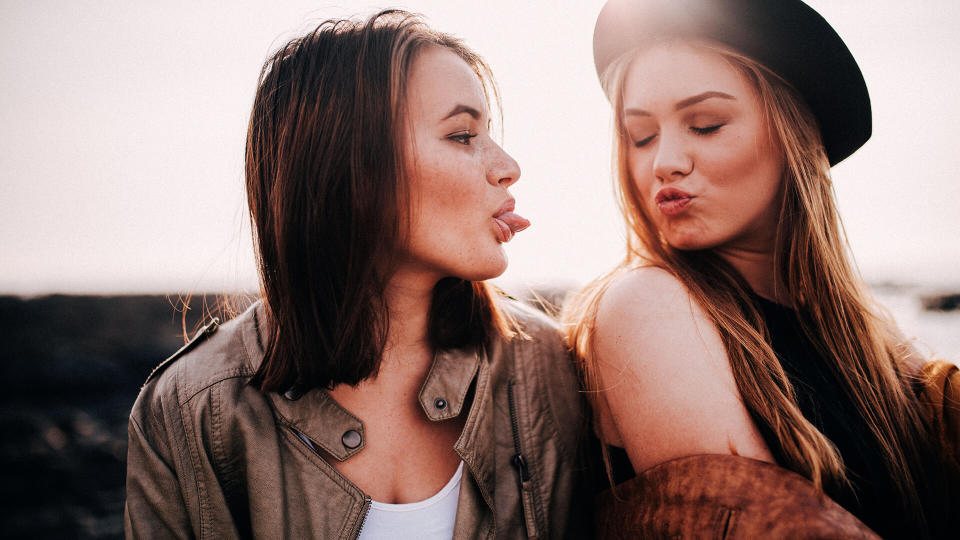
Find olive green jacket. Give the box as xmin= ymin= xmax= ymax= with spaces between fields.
xmin=124 ymin=300 xmax=589 ymax=539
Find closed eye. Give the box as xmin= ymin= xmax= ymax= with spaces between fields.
xmin=634 ymin=134 xmax=657 ymax=148
xmin=449 ymin=131 xmax=477 ymax=145
xmin=690 ymin=124 xmax=724 ymax=135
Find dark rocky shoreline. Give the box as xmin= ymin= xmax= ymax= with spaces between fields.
xmin=0 ymin=294 xmax=241 ymax=539
xmin=1 ymin=289 xmax=955 ymax=538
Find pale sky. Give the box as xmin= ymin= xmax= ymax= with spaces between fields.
xmin=2 ymin=1 xmax=959 ymax=295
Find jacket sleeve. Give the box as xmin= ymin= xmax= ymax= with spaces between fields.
xmin=595 ymin=454 xmax=879 ymax=539
xmin=124 ymin=387 xmax=195 ymax=539
xmin=917 ymin=360 xmax=960 ymax=466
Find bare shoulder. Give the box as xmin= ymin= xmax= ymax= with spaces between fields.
xmin=594 ymin=266 xmax=717 ymax=363
xmin=591 ymin=266 xmax=773 ymax=472
xmin=599 ymin=265 xmax=688 ymax=305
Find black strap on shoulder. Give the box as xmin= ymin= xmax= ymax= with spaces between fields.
xmin=142 ymin=318 xmax=220 ymax=386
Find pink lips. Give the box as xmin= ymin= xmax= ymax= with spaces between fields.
xmin=655 ymin=187 xmax=694 ymax=216
xmin=492 ymin=199 xmax=530 ymax=243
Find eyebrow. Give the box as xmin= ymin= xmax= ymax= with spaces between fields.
xmin=442 ymin=104 xmax=482 ymax=121
xmin=623 ymin=91 xmax=736 ymax=117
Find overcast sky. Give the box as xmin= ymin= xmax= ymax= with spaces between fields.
xmin=2 ymin=1 xmax=959 ymax=295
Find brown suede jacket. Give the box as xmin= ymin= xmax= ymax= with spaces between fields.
xmin=596 ymin=360 xmax=960 ymax=539
xmin=919 ymin=360 xmax=960 ymax=470
xmin=124 ymin=300 xmax=590 ymax=539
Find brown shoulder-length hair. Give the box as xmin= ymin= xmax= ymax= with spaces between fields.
xmin=245 ymin=10 xmax=513 ymax=392
xmin=564 ymin=40 xmax=959 ymax=537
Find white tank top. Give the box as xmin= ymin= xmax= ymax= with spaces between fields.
xmin=357 ymin=461 xmax=464 ymax=540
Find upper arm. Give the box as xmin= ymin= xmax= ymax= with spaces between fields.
xmin=591 ymin=267 xmax=774 ymax=473
xmin=124 ymin=387 xmax=194 ymax=539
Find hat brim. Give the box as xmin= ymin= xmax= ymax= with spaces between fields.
xmin=593 ymin=0 xmax=871 ymax=166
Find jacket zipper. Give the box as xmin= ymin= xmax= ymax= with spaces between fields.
xmin=350 ymin=496 xmax=371 ymax=539
xmin=289 ymin=427 xmax=372 ymax=539
xmin=508 ymin=380 xmax=529 ymax=481
xmin=508 ymin=380 xmax=540 ymax=539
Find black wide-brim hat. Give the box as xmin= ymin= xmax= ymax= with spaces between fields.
xmin=593 ymin=0 xmax=871 ymax=166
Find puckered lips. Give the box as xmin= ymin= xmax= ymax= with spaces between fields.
xmin=492 ymin=199 xmax=530 ymax=243
xmin=655 ymin=187 xmax=694 ymax=216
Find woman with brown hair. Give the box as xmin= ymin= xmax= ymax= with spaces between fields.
xmin=564 ymin=0 xmax=960 ymax=537
xmin=124 ymin=10 xmax=588 ymax=539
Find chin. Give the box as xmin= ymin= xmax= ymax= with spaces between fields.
xmin=456 ymin=253 xmax=508 ymax=282
xmin=463 ymin=263 xmax=508 ymax=282
xmin=664 ymin=233 xmax=713 ymax=251
xmin=669 ymin=241 xmax=707 ymax=251
xmin=661 ymin=223 xmax=723 ymax=251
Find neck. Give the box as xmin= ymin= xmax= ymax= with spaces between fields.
xmin=379 ymin=267 xmax=439 ymax=376
xmin=327 ymin=267 xmax=440 ymax=407
xmin=714 ymin=245 xmax=789 ymax=305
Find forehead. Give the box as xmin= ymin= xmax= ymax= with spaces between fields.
xmin=622 ymin=42 xmax=755 ymax=108
xmin=406 ymin=45 xmax=486 ymax=120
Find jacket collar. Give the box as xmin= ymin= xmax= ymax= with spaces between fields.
xmin=418 ymin=347 xmax=481 ymax=421
xmin=238 ymin=301 xmax=486 ymax=464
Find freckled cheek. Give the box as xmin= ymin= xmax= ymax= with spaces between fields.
xmin=415 ymin=165 xmax=486 ymax=229
xmin=432 ymin=190 xmax=474 ymax=227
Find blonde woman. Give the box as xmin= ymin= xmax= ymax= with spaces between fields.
xmin=564 ymin=0 xmax=960 ymax=537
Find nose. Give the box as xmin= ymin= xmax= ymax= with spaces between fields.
xmin=652 ymin=132 xmax=693 ymax=182
xmin=487 ymin=142 xmax=521 ymax=188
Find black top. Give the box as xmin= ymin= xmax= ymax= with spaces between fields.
xmin=751 ymin=294 xmax=907 ymax=539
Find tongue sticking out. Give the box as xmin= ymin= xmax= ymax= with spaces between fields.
xmin=498 ymin=211 xmax=530 ymax=234
xmin=494 ymin=211 xmax=530 ymax=243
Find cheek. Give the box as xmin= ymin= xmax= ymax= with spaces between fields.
xmin=627 ymin=154 xmax=656 ymax=200
xmin=705 ymin=137 xmax=781 ymax=193
xmin=407 ymin=155 xmax=488 ymax=249
xmin=704 ymin=151 xmax=784 ymax=237
xmin=417 ymin=172 xmax=478 ymax=224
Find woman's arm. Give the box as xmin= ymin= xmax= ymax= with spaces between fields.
xmin=595 ymin=454 xmax=880 ymax=539
xmin=123 ymin=374 xmax=197 ymax=540
xmin=591 ymin=266 xmax=774 ymax=472
xmin=124 ymin=412 xmax=193 ymax=539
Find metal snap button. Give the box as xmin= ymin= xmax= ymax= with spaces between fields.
xmin=341 ymin=429 xmax=362 ymax=449
xmin=434 ymin=398 xmax=447 ymax=410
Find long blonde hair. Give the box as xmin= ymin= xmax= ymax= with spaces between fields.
xmin=564 ymin=41 xmax=941 ymax=528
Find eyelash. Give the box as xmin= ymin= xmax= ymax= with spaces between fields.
xmin=633 ymin=124 xmax=725 ymax=148
xmin=634 ymin=135 xmax=656 ymax=148
xmin=449 ymin=132 xmax=477 ymax=145
xmin=691 ymin=124 xmax=724 ymax=135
